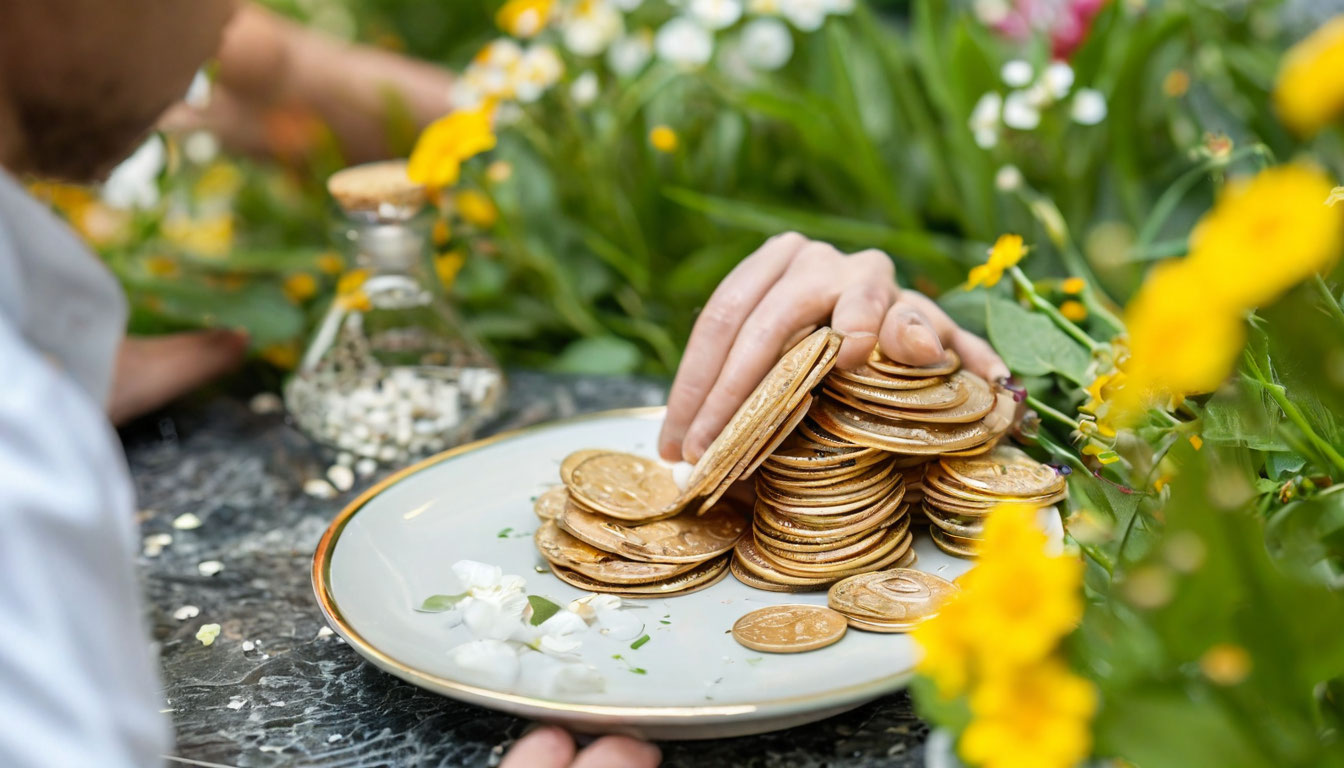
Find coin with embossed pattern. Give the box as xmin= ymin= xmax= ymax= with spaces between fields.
xmin=568 ymin=452 xmax=683 ymax=522
xmin=561 ymin=449 xmax=612 ymax=485
xmin=557 ymin=500 xmax=749 ymax=564
xmin=549 ymin=553 xmax=731 ymax=597
xmin=533 ymin=485 xmax=569 ymax=521
xmin=939 ymin=445 xmax=1066 ymax=498
xmin=825 ymin=374 xmax=969 ymax=411
xmin=867 ymin=348 xmax=961 ymax=377
xmin=534 ymin=521 xmax=698 ymax=585
xmin=730 ymin=605 xmax=849 ymax=653
xmin=827 ymin=569 xmax=959 ymax=626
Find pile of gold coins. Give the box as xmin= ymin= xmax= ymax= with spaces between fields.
xmin=532 ymin=329 xmax=842 ymax=597
xmin=921 ymin=445 xmax=1068 ymax=557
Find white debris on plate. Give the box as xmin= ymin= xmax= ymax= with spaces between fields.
xmin=173 ymin=605 xmax=200 ymax=621
xmin=142 ymin=533 xmax=173 ymax=557
xmin=304 ymin=478 xmax=337 ymax=499
xmin=172 ymin=512 xmax=203 ymax=530
xmin=196 ymin=623 xmax=221 ymax=646
xmin=198 ymin=560 xmax=224 ymax=577
xmin=327 ymin=464 xmax=355 ymax=492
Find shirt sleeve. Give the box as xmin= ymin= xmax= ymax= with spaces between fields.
xmin=0 ymin=317 xmax=171 ymax=767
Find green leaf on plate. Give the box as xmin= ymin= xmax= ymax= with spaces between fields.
xmin=416 ymin=592 xmax=468 ymax=613
xmin=631 ymin=634 xmax=650 ymax=650
xmin=528 ymin=595 xmax=562 ymax=626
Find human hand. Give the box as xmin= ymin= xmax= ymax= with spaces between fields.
xmin=108 ymin=330 xmax=249 ymax=425
xmin=499 ymin=726 xmax=661 ymax=768
xmin=659 ymin=233 xmax=1010 ymax=464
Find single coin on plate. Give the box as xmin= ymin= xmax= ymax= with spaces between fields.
xmin=730 ymin=604 xmax=848 ymax=653
xmin=828 ymin=568 xmax=959 ymax=626
xmin=939 ymin=445 xmax=1066 ymax=498
xmin=568 ymin=452 xmax=683 ymax=521
xmin=533 ymin=485 xmax=569 ymax=521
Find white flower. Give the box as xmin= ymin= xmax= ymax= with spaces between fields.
xmin=449 ymin=639 xmax=520 ymax=688
xmin=102 ymin=135 xmax=165 ymax=210
xmin=739 ymin=17 xmax=793 ymax=70
xmin=476 ymin=39 xmax=525 ymax=70
xmin=518 ymin=652 xmax=606 ymax=696
xmin=995 ymin=164 xmax=1023 ymax=192
xmin=567 ymin=594 xmax=644 ymax=640
xmin=608 ymin=30 xmax=654 ymax=76
xmin=452 ymin=560 xmax=505 ymax=591
xmin=690 ymin=0 xmax=743 ymax=30
xmin=969 ymin=92 xmax=1002 ymax=149
xmin=1001 ymin=59 xmax=1033 ymax=88
xmin=563 ymin=0 xmax=624 ymax=57
xmin=824 ymin=0 xmax=855 ymax=13
xmin=655 ymin=17 xmax=714 ymax=67
xmin=570 ymin=71 xmax=600 ymax=105
xmin=1043 ymin=61 xmax=1075 ymax=100
xmin=453 ymin=560 xmax=529 ymax=639
xmin=1071 ymin=88 xmax=1107 ymax=125
xmin=778 ymin=0 xmax=828 ymax=31
xmin=527 ymin=609 xmax=589 ymax=656
xmin=1002 ymin=90 xmax=1041 ymax=130
xmin=514 ymin=44 xmax=565 ymax=103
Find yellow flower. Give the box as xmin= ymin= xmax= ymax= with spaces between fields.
xmin=966 ymin=234 xmax=1026 ymax=289
xmin=959 ymin=658 xmax=1097 ymax=768
xmin=316 ymin=251 xmax=345 ymax=275
xmin=336 ymin=269 xmax=373 ymax=311
xmin=144 ymin=255 xmax=181 ymax=279
xmin=433 ymin=218 xmax=453 ymax=247
xmin=487 ymin=160 xmax=515 ymax=183
xmin=1188 ymin=434 xmax=1203 ymax=451
xmin=435 ymin=250 xmax=467 ymax=289
xmin=283 ymin=273 xmax=318 ymax=304
xmin=1274 ymin=15 xmax=1344 ymax=136
xmin=649 ymin=125 xmax=679 ymax=153
xmin=408 ymin=104 xmax=498 ymax=189
xmin=1059 ymin=300 xmax=1087 ymax=322
xmin=1061 ymin=277 xmax=1086 ymax=295
xmin=161 ymin=213 xmax=234 ymax=258
xmin=194 ymin=162 xmax=244 ymax=201
xmin=1186 ymin=165 xmax=1344 ymax=308
xmin=1199 ymin=643 xmax=1251 ymax=686
xmin=1117 ymin=260 xmax=1245 ymax=419
xmin=456 ymin=189 xmax=500 ymax=229
xmin=1162 ymin=69 xmax=1190 ymax=98
xmin=496 ymin=0 xmax=554 ymax=38
xmin=914 ymin=504 xmax=1084 ymax=694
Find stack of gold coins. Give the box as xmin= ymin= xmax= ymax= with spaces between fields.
xmin=921 ymin=445 xmax=1068 ymax=557
xmin=729 ymin=419 xmax=916 ymax=592
xmin=826 ymin=569 xmax=959 ymax=633
xmin=812 ymin=348 xmax=1016 ymax=459
xmin=533 ymin=328 xmax=845 ymax=596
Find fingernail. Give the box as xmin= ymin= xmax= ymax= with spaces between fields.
xmin=659 ymin=438 xmax=681 ymax=462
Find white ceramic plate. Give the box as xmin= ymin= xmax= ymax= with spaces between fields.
xmin=313 ymin=407 xmax=1061 ymax=740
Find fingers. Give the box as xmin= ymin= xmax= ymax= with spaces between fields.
xmin=108 ymin=330 xmax=249 ymax=425
xmin=499 ymin=726 xmax=577 ymax=768
xmin=878 ymin=292 xmax=1009 ymax=382
xmin=680 ymin=241 xmax=846 ymax=461
xmin=951 ymin=328 xmax=1011 ymax=383
xmin=659 ymin=232 xmax=808 ymax=461
xmin=831 ymin=250 xmax=897 ymax=369
xmin=570 ymin=736 xmax=662 ymax=768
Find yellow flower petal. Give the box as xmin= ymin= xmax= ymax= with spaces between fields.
xmin=649 ymin=125 xmax=679 ymax=153
xmin=456 ymin=189 xmax=500 ymax=229
xmin=1274 ymin=15 xmax=1344 ymax=137
xmin=408 ymin=104 xmax=498 ymax=189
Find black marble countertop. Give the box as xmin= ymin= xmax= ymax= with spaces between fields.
xmin=125 ymin=371 xmax=929 ymax=768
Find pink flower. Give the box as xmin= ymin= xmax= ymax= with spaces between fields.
xmin=982 ymin=0 xmax=1108 ymax=59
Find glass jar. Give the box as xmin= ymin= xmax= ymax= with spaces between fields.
xmin=284 ymin=161 xmax=504 ymax=464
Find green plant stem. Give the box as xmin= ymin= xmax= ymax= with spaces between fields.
xmin=1312 ymin=274 xmax=1344 ymax=330
xmin=1033 ymin=429 xmax=1090 ymax=476
xmin=1009 ymin=267 xmax=1101 ymax=352
xmin=1132 ymin=144 xmax=1270 ymax=257
xmin=1242 ymin=359 xmax=1344 ymax=475
xmin=1027 ymin=395 xmax=1080 ymax=431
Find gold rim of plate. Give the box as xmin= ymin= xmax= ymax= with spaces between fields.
xmin=312 ymin=405 xmax=920 ymax=723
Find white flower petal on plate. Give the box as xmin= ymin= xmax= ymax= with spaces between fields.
xmin=463 ymin=594 xmax=528 ymax=640
xmin=452 ymin=560 xmax=502 ymax=592
xmin=449 ymin=639 xmax=520 ymax=689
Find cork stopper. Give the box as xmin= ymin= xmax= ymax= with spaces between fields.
xmin=327 ymin=160 xmax=428 ymax=221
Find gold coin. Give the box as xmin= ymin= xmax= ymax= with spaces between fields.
xmin=557 ymin=499 xmax=749 ymax=564
xmin=844 ymin=615 xmax=919 ymax=634
xmin=560 ymin=449 xmax=613 ymax=485
xmin=754 ymin=493 xmax=905 ymax=539
xmin=939 ymin=445 xmax=1066 ymax=498
xmin=759 ymin=459 xmax=881 ymax=488
xmin=867 ymin=347 xmax=961 ymax=377
xmin=753 ymin=522 xmax=880 ymax=552
xmin=824 ymin=375 xmax=969 ymax=411
xmin=733 ymin=531 xmax=913 ymax=587
xmin=924 ymin=468 xmax=1067 ymax=507
xmin=763 ymin=456 xmax=897 ymax=496
xmin=549 ymin=554 xmax=731 ymax=597
xmin=758 ymin=461 xmax=897 ymax=505
xmin=827 ymin=568 xmax=959 ymax=625
xmin=929 ymin=526 xmax=979 ymax=558
xmin=534 ymin=521 xmax=698 ymax=585
xmin=533 ymin=485 xmax=569 ymax=521
xmin=812 ymin=397 xmax=991 ymax=454
xmin=730 ymin=605 xmax=848 ymax=653
xmin=940 ymin=439 xmax=999 ymax=457
xmin=759 ymin=474 xmax=903 ymax=516
xmin=754 ymin=518 xmax=911 ymax=577
xmin=923 ymin=506 xmax=986 ymax=538
xmin=729 ymin=557 xmax=817 ymax=592
xmin=567 ymin=452 xmax=683 ymax=522
xmin=829 ymin=364 xmax=943 ymax=390
xmin=740 ymin=394 xmax=813 ymax=479
xmin=828 ymin=372 xmax=994 ymax=424
xmin=796 ymin=417 xmax=857 ymax=448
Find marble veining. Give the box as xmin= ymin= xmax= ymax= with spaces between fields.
xmin=123 ymin=371 xmax=927 ymax=767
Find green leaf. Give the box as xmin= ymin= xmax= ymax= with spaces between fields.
xmin=985 ymin=297 xmax=1091 ymax=385
xmin=554 ymin=336 xmax=642 ymax=375
xmin=527 ymin=595 xmax=562 ymax=626
xmin=631 ymin=634 xmax=650 ymax=650
xmin=416 ymin=593 xmax=468 ymax=613
xmin=1266 ymin=488 xmax=1344 ymax=582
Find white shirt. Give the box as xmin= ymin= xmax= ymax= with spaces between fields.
xmin=0 ymin=169 xmax=170 ymax=766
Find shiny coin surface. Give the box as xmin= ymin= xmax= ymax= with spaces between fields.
xmin=939 ymin=445 xmax=1066 ymax=498
xmin=830 ymin=364 xmax=943 ymax=390
xmin=558 ymin=500 xmax=749 ymax=564
xmin=560 ymin=449 xmax=613 ymax=485
xmin=825 ymin=375 xmax=969 ymax=411
xmin=867 ymin=348 xmax=961 ymax=377
xmin=733 ymin=532 xmax=913 ymax=588
xmin=549 ymin=554 xmax=731 ymax=597
xmin=534 ymin=521 xmax=698 ymax=585
xmin=568 ymin=452 xmax=683 ymax=522
xmin=730 ymin=605 xmax=849 ymax=653
xmin=828 ymin=569 xmax=959 ymax=625
xmin=533 ymin=485 xmax=569 ymax=521
xmin=813 ymin=398 xmax=991 ymax=454
xmin=929 ymin=526 xmax=979 ymax=558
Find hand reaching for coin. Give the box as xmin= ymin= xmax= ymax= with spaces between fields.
xmin=499 ymin=726 xmax=661 ymax=768
xmin=659 ymin=234 xmax=1011 ymax=464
